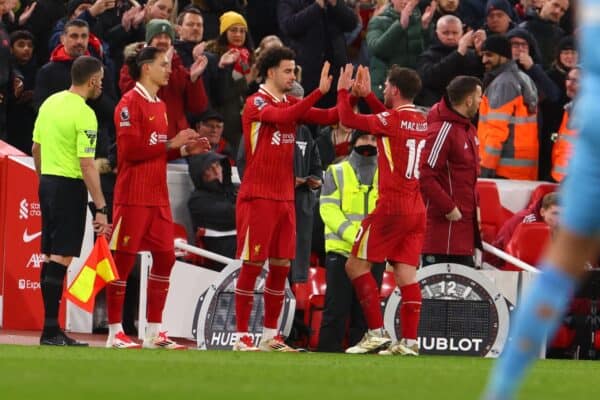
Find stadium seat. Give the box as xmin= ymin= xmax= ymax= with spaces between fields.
xmin=504 ymin=222 xmax=550 ymax=270
xmin=549 ymin=325 xmax=576 ymax=349
xmin=477 ymin=180 xmax=512 ymax=244
xmin=527 ymin=183 xmax=558 ymax=209
xmin=305 ymin=267 xmax=327 ymax=350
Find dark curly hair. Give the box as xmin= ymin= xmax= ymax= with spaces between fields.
xmin=256 ymin=46 xmax=296 ymax=81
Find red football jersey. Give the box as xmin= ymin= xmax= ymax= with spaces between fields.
xmin=113 ymin=83 xmax=172 ymax=207
xmin=338 ymin=89 xmax=428 ymax=215
xmin=239 ymin=85 xmax=338 ymax=201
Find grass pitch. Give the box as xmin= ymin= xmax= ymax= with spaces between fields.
xmin=0 ymin=345 xmax=598 ymax=400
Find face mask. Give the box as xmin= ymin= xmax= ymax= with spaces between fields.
xmin=353 ymin=144 xmax=377 ymax=157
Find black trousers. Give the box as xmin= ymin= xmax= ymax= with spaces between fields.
xmin=317 ymin=252 xmax=385 ymax=353
xmin=421 ymin=253 xmax=475 ymax=268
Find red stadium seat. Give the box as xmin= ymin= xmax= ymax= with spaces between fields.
xmin=527 ymin=183 xmax=558 ymax=209
xmin=549 ymin=325 xmax=576 ymax=349
xmin=504 ymin=222 xmax=550 ymax=270
xmin=477 ymin=180 xmax=512 ymax=244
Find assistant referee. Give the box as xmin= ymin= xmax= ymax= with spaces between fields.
xmin=32 ymin=56 xmax=110 ymax=346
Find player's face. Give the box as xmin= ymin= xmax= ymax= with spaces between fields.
xmin=481 ymin=51 xmax=502 ymax=72
xmin=226 ymin=24 xmax=247 ymax=48
xmin=203 ymin=161 xmax=223 ymax=183
xmin=87 ymin=68 xmax=104 ymax=100
xmin=146 ymin=53 xmax=171 ymax=86
xmin=465 ymin=85 xmax=483 ymax=119
xmin=148 ymin=0 xmax=173 ymax=20
xmin=436 ymin=21 xmax=462 ymax=47
xmin=270 ymin=59 xmax=297 ymax=92
xmin=179 ymin=13 xmax=203 ymax=43
xmin=61 ymin=26 xmax=89 ymax=58
xmin=382 ymin=79 xmax=397 ymax=108
xmin=486 ymin=10 xmax=511 ymax=34
xmin=149 ymin=33 xmax=172 ymax=52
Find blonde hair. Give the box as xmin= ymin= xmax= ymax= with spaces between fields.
xmin=146 ymin=0 xmax=178 ymax=24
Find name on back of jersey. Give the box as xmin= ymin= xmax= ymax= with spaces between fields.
xmin=400 ymin=120 xmax=427 ymax=132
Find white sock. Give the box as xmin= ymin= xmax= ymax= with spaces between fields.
xmin=405 ymin=338 xmax=418 ymax=347
xmin=146 ymin=323 xmax=161 ymax=339
xmin=108 ymin=323 xmax=123 ymax=338
xmin=262 ymin=327 xmax=278 ymax=341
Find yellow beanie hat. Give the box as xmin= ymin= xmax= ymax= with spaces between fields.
xmin=219 ymin=11 xmax=248 ymax=35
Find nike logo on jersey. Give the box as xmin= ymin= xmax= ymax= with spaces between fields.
xmin=23 ymin=228 xmax=42 ymax=243
xmin=464 ymin=142 xmax=468 ymax=149
xmin=149 ymin=115 xmax=155 ymax=121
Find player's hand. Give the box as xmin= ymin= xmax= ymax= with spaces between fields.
xmin=170 ymin=128 xmax=200 ymax=150
xmin=319 ymin=61 xmax=333 ymax=94
xmin=352 ymin=65 xmax=371 ymax=97
xmin=337 ymin=64 xmax=354 ymax=92
xmin=445 ymin=206 xmax=462 ymax=221
xmin=93 ymin=213 xmax=111 ymax=237
xmin=186 ymin=137 xmax=211 ymax=155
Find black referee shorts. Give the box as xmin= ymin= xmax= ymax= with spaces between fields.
xmin=39 ymin=175 xmax=87 ymax=257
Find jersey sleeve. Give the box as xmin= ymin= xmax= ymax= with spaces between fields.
xmin=337 ymin=89 xmax=395 ymax=135
xmin=115 ymin=99 xmax=167 ymax=162
xmin=75 ymin=105 xmax=98 ymax=159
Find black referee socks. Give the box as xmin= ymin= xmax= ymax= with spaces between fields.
xmin=41 ymin=261 xmax=68 ymax=335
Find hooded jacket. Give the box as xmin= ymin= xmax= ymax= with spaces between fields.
xmin=119 ymin=42 xmax=208 ymax=139
xmin=478 ymin=60 xmax=539 ymax=180
xmin=421 ymin=97 xmax=481 ymax=255
xmin=187 ymin=152 xmax=237 ymax=233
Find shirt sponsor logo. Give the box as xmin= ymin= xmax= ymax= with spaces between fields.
xmin=25 ymin=253 xmax=45 ymax=269
xmin=18 ymin=279 xmax=41 ymax=291
xmin=19 ymin=198 xmax=40 ymax=219
xmin=149 ymin=132 xmax=168 ymax=145
xmin=400 ymin=120 xmax=428 ymax=131
xmin=85 ymin=129 xmax=97 ymax=146
xmin=271 ymin=131 xmax=294 ymax=146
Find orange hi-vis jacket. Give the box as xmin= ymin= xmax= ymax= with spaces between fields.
xmin=478 ymin=61 xmax=539 ymax=180
xmin=551 ymin=102 xmax=576 ymax=182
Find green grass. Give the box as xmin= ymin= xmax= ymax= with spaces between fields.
xmin=0 ymin=345 xmax=598 ymax=399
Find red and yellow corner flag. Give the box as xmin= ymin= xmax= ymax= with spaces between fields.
xmin=66 ymin=236 xmax=119 ymax=312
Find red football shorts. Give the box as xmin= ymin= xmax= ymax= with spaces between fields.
xmin=110 ymin=205 xmax=174 ymax=254
xmin=351 ymin=211 xmax=425 ymax=266
xmin=236 ymin=198 xmax=296 ymax=261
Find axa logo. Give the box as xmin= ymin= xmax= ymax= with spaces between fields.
xmin=25 ymin=253 xmax=44 ymax=268
xmin=19 ymin=198 xmax=40 ymax=219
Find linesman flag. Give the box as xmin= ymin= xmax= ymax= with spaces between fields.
xmin=66 ymin=236 xmax=119 ymax=312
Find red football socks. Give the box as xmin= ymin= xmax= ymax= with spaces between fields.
xmin=106 ymin=251 xmax=136 ymax=324
xmin=235 ymin=262 xmax=263 ymax=332
xmin=400 ymin=282 xmax=422 ymax=340
xmin=352 ymin=272 xmax=383 ymax=330
xmin=263 ymin=264 xmax=289 ymax=329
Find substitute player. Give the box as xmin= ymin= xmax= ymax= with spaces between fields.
xmin=233 ymin=46 xmax=341 ymax=352
xmin=337 ymin=64 xmax=427 ymax=355
xmin=105 ymin=46 xmax=210 ymax=349
xmin=482 ymin=2 xmax=599 ymax=398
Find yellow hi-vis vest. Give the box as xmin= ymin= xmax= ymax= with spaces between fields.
xmin=320 ymin=161 xmax=378 ymax=256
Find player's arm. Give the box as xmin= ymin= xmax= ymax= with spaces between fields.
xmin=364 ymin=92 xmax=386 ymax=114
xmin=420 ymin=123 xmax=458 ymax=215
xmin=337 ymin=88 xmax=387 ymax=135
xmin=301 ymin=95 xmax=360 ymax=126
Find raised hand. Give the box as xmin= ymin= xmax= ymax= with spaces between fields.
xmin=192 ymin=42 xmax=206 ymax=60
xmin=473 ymin=29 xmax=487 ymax=54
xmin=218 ymin=48 xmax=240 ymax=68
xmin=352 ymin=65 xmax=372 ymax=97
xmin=190 ymin=54 xmax=208 ymax=82
xmin=421 ymin=0 xmax=437 ymax=29
xmin=337 ymin=64 xmax=354 ymax=92
xmin=89 ymin=0 xmax=116 ymax=17
xmin=132 ymin=5 xmax=146 ymax=28
xmin=316 ymin=0 xmax=325 ymax=8
xmin=18 ymin=1 xmax=36 ymax=26
xmin=319 ymin=61 xmax=333 ymax=94
xmin=400 ymin=0 xmax=419 ymax=29
xmin=457 ymin=29 xmax=474 ymax=55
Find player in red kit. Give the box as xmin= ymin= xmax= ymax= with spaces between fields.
xmin=233 ymin=46 xmax=342 ymax=352
xmin=106 ymin=46 xmax=210 ymax=349
xmin=337 ymin=65 xmax=427 ymax=356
